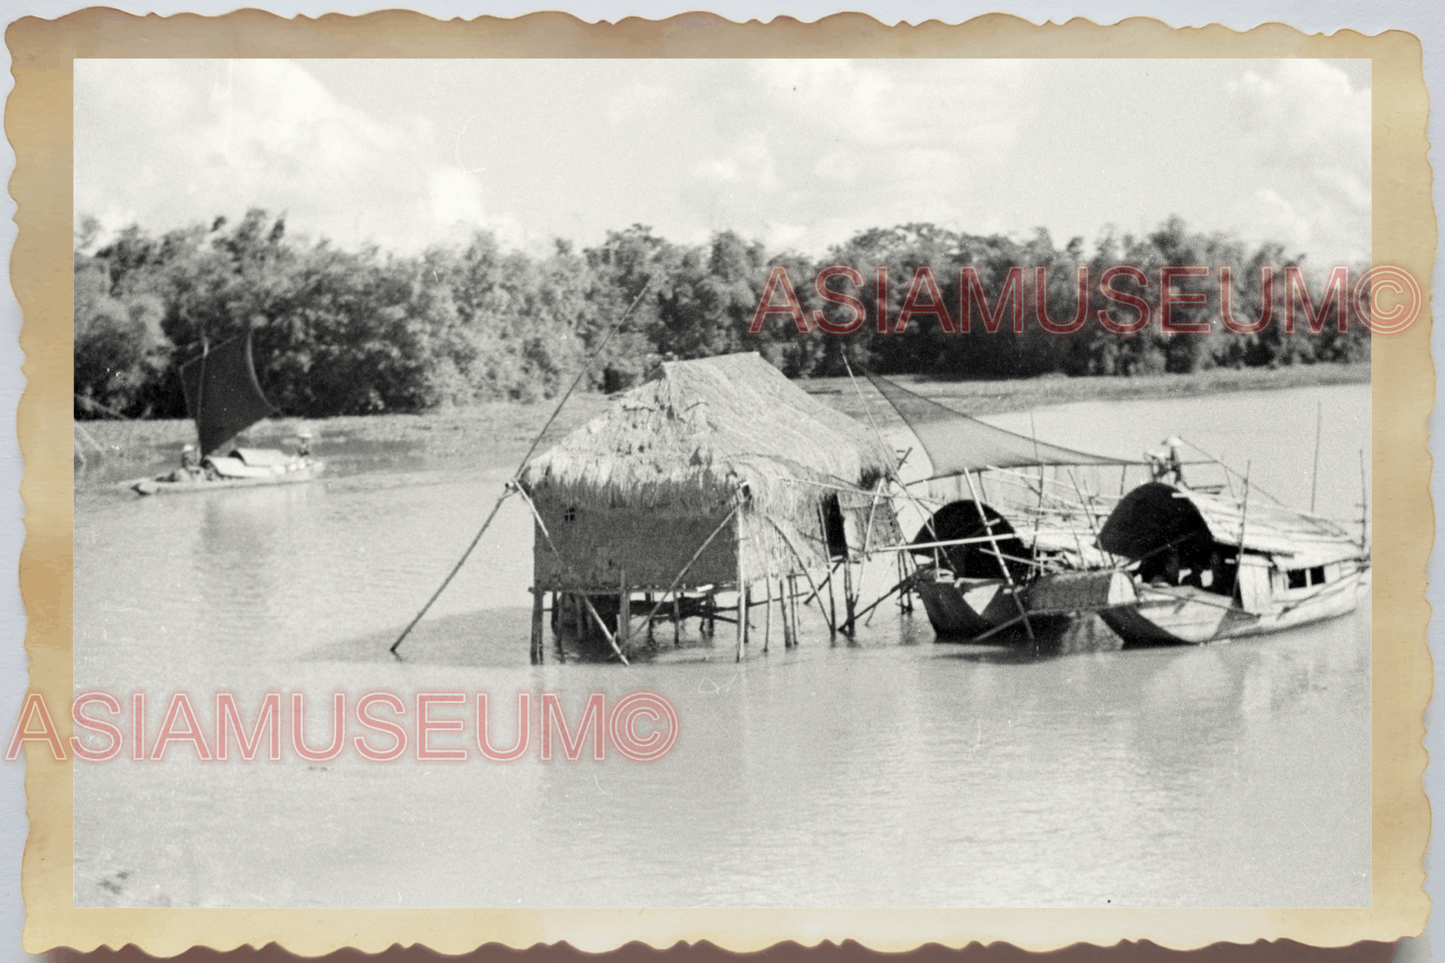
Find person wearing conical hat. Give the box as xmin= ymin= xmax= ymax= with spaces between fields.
xmin=295 ymin=428 xmax=313 ymax=459
xmin=169 ymin=442 xmax=202 ymax=482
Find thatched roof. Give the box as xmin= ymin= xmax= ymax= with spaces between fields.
xmin=519 ymin=353 xmax=896 ymax=517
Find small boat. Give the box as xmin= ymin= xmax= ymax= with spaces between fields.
xmin=862 ymin=368 xmax=1135 ymax=642
xmin=126 ymin=334 xmax=324 ymax=496
xmin=1089 ymin=481 xmax=1369 ymax=645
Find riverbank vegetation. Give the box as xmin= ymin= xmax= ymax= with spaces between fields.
xmin=78 ymin=361 xmax=1367 ymax=470
xmin=75 ymin=210 xmax=1369 ymax=421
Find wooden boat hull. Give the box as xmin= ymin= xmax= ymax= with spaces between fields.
xmin=1098 ymin=569 xmax=1366 ymax=646
xmin=128 ymin=459 xmax=325 ymax=496
xmin=914 ymin=572 xmax=1079 ymax=642
xmin=915 ymin=575 xmax=1016 ymax=638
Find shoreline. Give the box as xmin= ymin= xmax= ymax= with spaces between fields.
xmin=77 ymin=362 xmax=1370 ymax=471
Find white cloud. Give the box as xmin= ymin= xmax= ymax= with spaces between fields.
xmin=75 ymin=60 xmax=512 ymax=254
xmin=1223 ymin=60 xmax=1370 ymax=262
xmin=74 ymin=59 xmax=1371 ymax=264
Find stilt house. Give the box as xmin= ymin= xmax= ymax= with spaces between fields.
xmin=517 ymin=353 xmax=902 ymax=658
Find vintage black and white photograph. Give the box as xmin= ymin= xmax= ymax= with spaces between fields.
xmin=69 ymin=56 xmax=1373 ymax=909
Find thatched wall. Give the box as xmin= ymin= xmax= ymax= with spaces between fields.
xmin=532 ymin=503 xmax=738 ymax=592
xmin=521 ymin=353 xmax=901 ymax=590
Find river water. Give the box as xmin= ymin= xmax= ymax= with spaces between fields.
xmin=73 ymin=383 xmax=1371 ymax=908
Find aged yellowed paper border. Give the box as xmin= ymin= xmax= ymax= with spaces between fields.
xmin=8 ymin=10 xmax=1434 ymax=956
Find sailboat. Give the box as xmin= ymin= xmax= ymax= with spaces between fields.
xmin=129 ymin=334 xmax=324 ymax=496
xmin=861 ymin=368 xmax=1137 ymax=642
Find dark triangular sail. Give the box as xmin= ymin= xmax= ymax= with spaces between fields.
xmin=180 ymin=335 xmax=276 ymax=456
xmin=862 ymin=368 xmax=1134 ymax=478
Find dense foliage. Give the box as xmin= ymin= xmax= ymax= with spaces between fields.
xmin=74 ymin=210 xmax=1369 ymax=419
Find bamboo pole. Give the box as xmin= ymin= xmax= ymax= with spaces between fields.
xmin=786 ymin=578 xmax=797 ymax=644
xmin=640 ymin=505 xmax=742 ymax=627
xmin=765 ymin=516 xmax=836 ymax=636
xmin=515 ymin=486 xmax=628 ymax=665
xmin=792 ymin=575 xmax=803 ymax=643
xmin=1237 ymin=461 xmax=1252 ymax=553
xmin=763 ymin=575 xmax=773 ymax=653
xmin=841 ymin=559 xmax=858 ymax=636
xmin=735 ymin=577 xmax=747 ymax=663
xmin=963 ymin=469 xmax=1035 ymax=642
xmin=529 ymin=585 xmax=545 ymax=664
xmin=391 ymin=489 xmax=515 ymax=654
xmin=389 ymin=280 xmax=653 ymax=656
xmin=849 ymin=574 xmax=915 ymax=629
xmin=618 ymin=571 xmax=630 ymax=648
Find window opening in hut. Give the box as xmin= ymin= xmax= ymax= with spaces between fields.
xmin=563 ymin=506 xmax=577 ymax=523
xmin=822 ymin=495 xmax=848 ymax=559
xmin=1283 ymin=567 xmax=1331 ymax=589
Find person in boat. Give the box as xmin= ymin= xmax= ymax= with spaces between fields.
xmin=1146 ymin=436 xmax=1186 ymax=486
xmin=167 ymin=443 xmax=203 ymax=482
xmin=295 ymin=429 xmax=313 ymax=459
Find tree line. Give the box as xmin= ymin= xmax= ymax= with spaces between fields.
xmin=74 ymin=209 xmax=1369 ymax=420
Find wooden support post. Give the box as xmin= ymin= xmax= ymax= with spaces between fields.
xmin=763 ymin=576 xmax=773 ymax=653
xmin=790 ymin=576 xmax=801 ymax=644
xmin=780 ymin=577 xmax=794 ymax=649
xmin=672 ymin=595 xmax=682 ymax=646
xmin=553 ymin=592 xmax=566 ymax=664
xmin=618 ymin=572 xmax=630 ymax=649
xmin=514 ymin=486 xmax=628 ymax=664
xmin=764 ymin=517 xmax=836 ymax=637
xmin=841 ymin=559 xmax=858 ymax=635
xmin=530 ymin=585 xmax=544 ymax=664
xmin=735 ymin=583 xmax=747 ymax=662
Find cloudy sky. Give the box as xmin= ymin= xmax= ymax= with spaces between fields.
xmin=74 ymin=58 xmax=1370 ymax=263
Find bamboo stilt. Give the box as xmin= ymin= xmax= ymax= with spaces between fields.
xmin=514 ymin=486 xmax=628 ymax=664
xmin=789 ymin=576 xmax=801 ymax=646
xmin=841 ymin=559 xmax=857 ymax=635
xmin=618 ymin=572 xmax=630 ymax=648
xmin=638 ymin=506 xmax=742 ymax=629
xmin=673 ymin=595 xmax=681 ymax=646
xmin=530 ymin=585 xmax=544 ymax=664
xmin=780 ymin=578 xmax=794 ymax=649
xmin=763 ymin=576 xmax=773 ymax=653
xmin=736 ymin=584 xmax=747 ymax=662
xmin=765 ymin=517 xmax=835 ymax=636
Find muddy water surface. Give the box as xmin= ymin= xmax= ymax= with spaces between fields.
xmin=73 ymin=384 xmax=1370 ymax=908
